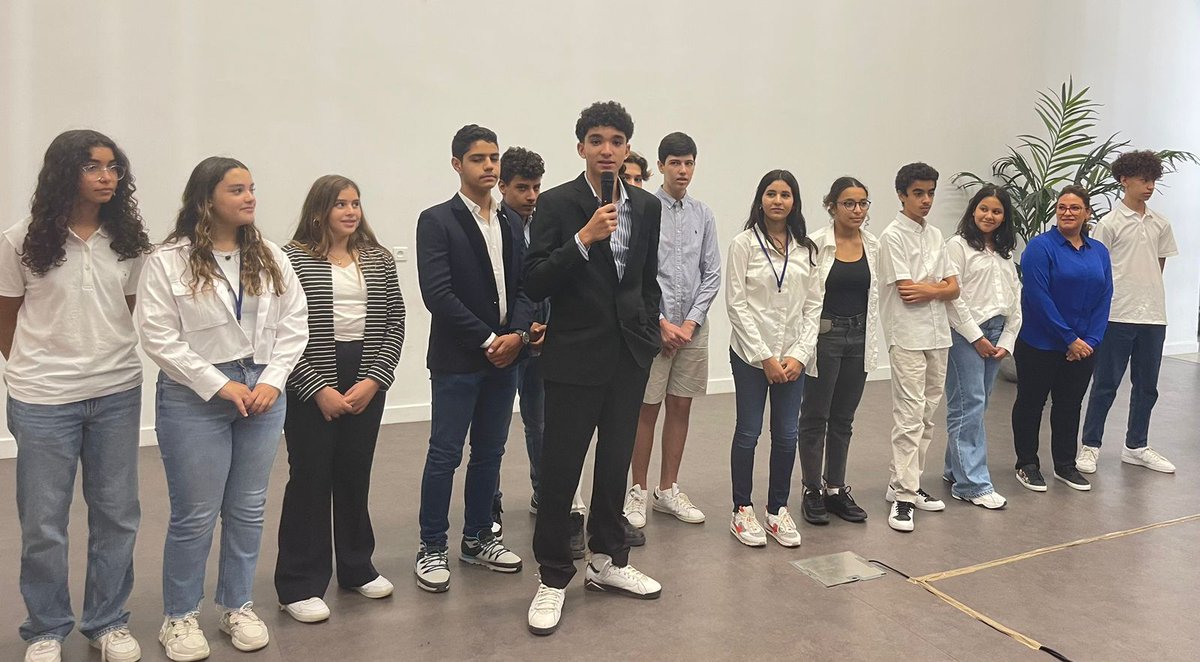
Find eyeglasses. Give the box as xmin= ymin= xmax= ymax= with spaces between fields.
xmin=81 ymin=163 xmax=127 ymax=180
xmin=1056 ymin=204 xmax=1085 ymax=214
xmin=839 ymin=200 xmax=871 ymax=211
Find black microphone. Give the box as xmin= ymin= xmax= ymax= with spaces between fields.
xmin=600 ymin=172 xmax=615 ymax=206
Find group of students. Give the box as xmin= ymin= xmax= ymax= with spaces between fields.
xmin=1 ymin=99 xmax=1179 ymax=659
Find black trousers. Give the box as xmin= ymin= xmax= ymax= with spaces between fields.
xmin=1011 ymin=338 xmax=1095 ymax=473
xmin=798 ymin=315 xmax=868 ymax=490
xmin=533 ymin=345 xmax=649 ymax=589
xmin=275 ymin=341 xmax=387 ymax=603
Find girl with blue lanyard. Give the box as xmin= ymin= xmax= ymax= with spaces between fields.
xmin=137 ymin=157 xmax=308 ymax=661
xmin=725 ymin=169 xmax=822 ymax=549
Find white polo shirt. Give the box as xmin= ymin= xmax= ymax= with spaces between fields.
xmin=877 ymin=212 xmax=957 ymax=351
xmin=0 ymin=217 xmax=145 ymax=405
xmin=1091 ymin=202 xmax=1177 ymax=325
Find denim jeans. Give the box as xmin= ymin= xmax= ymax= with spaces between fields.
xmin=419 ymin=365 xmax=519 ymax=547
xmin=1082 ymin=322 xmax=1166 ymax=449
xmin=8 ymin=386 xmax=141 ymax=643
xmin=798 ymin=314 xmax=868 ymax=491
xmin=943 ymin=317 xmax=1005 ymax=499
xmin=156 ymin=360 xmax=285 ymax=617
xmin=729 ymin=349 xmax=805 ymax=514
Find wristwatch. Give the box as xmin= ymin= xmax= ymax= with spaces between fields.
xmin=516 ymin=330 xmax=531 ymax=345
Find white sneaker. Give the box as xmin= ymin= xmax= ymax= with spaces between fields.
xmin=280 ymin=597 xmax=330 ymax=623
xmin=885 ymin=486 xmax=945 ymax=511
xmin=91 ymin=627 xmax=142 ymax=661
xmin=1076 ymin=445 xmax=1100 ymax=474
xmin=527 ymin=583 xmax=566 ymax=635
xmin=729 ymin=506 xmax=767 ymax=547
xmin=354 ymin=575 xmax=394 ymax=599
xmin=158 ymin=614 xmax=209 ymax=662
xmin=584 ymin=554 xmax=662 ymax=599
xmin=24 ymin=640 xmax=61 ymax=662
xmin=763 ymin=507 xmax=802 ymax=547
xmin=888 ymin=501 xmax=915 ymax=532
xmin=623 ymin=485 xmax=647 ymax=528
xmin=953 ymin=491 xmax=1007 ymax=510
xmin=460 ymin=533 xmax=523 ymax=572
xmin=219 ymin=603 xmax=269 ymax=652
xmin=652 ymin=483 xmax=706 ymax=523
xmin=415 ymin=545 xmax=451 ymax=592
xmin=1121 ymin=446 xmax=1175 ymax=473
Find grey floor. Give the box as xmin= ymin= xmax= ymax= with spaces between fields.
xmin=3 ymin=358 xmax=1199 ymax=662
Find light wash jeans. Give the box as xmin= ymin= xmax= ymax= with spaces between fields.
xmin=156 ymin=360 xmax=284 ymax=617
xmin=8 ymin=386 xmax=141 ymax=643
xmin=943 ymin=317 xmax=1005 ymax=499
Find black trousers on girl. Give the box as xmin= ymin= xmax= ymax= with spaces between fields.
xmin=275 ymin=341 xmax=387 ymax=603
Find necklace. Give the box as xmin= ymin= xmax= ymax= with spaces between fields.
xmin=328 ymin=252 xmax=352 ymax=266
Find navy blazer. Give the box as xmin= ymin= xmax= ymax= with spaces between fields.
xmin=523 ymin=173 xmax=662 ymax=386
xmin=416 ymin=193 xmax=534 ymax=373
xmin=504 ymin=202 xmax=549 ymax=326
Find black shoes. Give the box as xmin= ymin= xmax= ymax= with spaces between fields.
xmin=624 ymin=521 xmax=645 ymax=547
xmin=801 ymin=488 xmax=829 ymax=524
xmin=1054 ymin=468 xmax=1092 ymax=491
xmin=569 ymin=512 xmax=586 ymax=559
xmin=1016 ymin=464 xmax=1048 ymax=492
xmin=824 ymin=486 xmax=868 ymax=522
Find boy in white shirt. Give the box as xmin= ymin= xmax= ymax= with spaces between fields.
xmin=1079 ymin=150 xmax=1178 ymax=474
xmin=876 ymin=162 xmax=960 ymax=532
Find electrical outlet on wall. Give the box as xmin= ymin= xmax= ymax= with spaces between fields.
xmin=393 ymin=246 xmax=408 ymax=262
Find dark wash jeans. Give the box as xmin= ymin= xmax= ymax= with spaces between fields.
xmin=798 ymin=314 xmax=867 ymax=491
xmin=730 ymin=349 xmax=805 ymax=514
xmin=1082 ymin=322 xmax=1166 ymax=450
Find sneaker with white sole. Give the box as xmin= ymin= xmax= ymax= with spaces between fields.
xmin=953 ymin=491 xmax=1007 ymax=510
xmin=764 ymin=507 xmax=802 ymax=547
xmin=158 ymin=613 xmax=209 ymax=662
xmin=354 ymin=575 xmax=394 ymax=599
xmin=460 ymin=532 xmax=522 ymax=572
xmin=729 ymin=506 xmax=767 ymax=547
xmin=885 ymin=485 xmax=945 ymax=511
xmin=527 ymin=583 xmax=566 ymax=635
xmin=584 ymin=554 xmax=662 ymax=599
xmin=414 ymin=544 xmax=450 ymax=593
xmin=652 ymin=483 xmax=706 ymax=523
xmin=280 ymin=597 xmax=330 ymax=623
xmin=623 ymin=485 xmax=647 ymax=528
xmin=1122 ymin=446 xmax=1175 ymax=473
xmin=1054 ymin=469 xmax=1092 ymax=491
xmin=888 ymin=500 xmax=915 ymax=532
xmin=219 ymin=603 xmax=269 ymax=652
xmin=1076 ymin=445 xmax=1100 ymax=473
xmin=90 ymin=627 xmax=141 ymax=662
xmin=1016 ymin=465 xmax=1048 ymax=492
xmin=24 ymin=640 xmax=61 ymax=662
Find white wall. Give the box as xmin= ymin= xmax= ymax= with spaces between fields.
xmin=2 ymin=0 xmax=1197 ymax=456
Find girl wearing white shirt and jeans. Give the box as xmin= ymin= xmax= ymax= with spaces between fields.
xmin=943 ymin=186 xmax=1021 ymax=510
xmin=726 ymin=170 xmax=821 ymax=549
xmin=137 ymin=157 xmax=308 ymax=661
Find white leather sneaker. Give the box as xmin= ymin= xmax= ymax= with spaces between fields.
xmin=1076 ymin=445 xmax=1100 ymax=473
xmin=280 ymin=597 xmax=330 ymax=623
xmin=90 ymin=626 xmax=142 ymax=661
xmin=885 ymin=486 xmax=945 ymax=511
xmin=24 ymin=639 xmax=61 ymax=662
xmin=1121 ymin=446 xmax=1175 ymax=473
xmin=584 ymin=554 xmax=662 ymax=599
xmin=354 ymin=575 xmax=394 ymax=599
xmin=652 ymin=483 xmax=706 ymax=523
xmin=219 ymin=603 xmax=269 ymax=652
xmin=158 ymin=613 xmax=209 ymax=662
xmin=527 ymin=583 xmax=566 ymax=635
xmin=953 ymin=491 xmax=1007 ymax=510
xmin=623 ymin=485 xmax=647 ymax=528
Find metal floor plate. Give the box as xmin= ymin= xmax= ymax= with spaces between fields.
xmin=790 ymin=551 xmax=886 ymax=587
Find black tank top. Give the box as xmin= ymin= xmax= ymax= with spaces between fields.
xmin=822 ymin=252 xmax=870 ymax=318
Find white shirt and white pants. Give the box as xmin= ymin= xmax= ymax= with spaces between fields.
xmin=877 ymin=213 xmax=957 ymax=505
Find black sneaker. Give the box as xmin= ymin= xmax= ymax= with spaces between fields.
xmin=491 ymin=494 xmax=504 ymax=541
xmin=460 ymin=532 xmax=523 ymax=572
xmin=824 ymin=486 xmax=868 ymax=522
xmin=414 ymin=544 xmax=450 ymax=592
xmin=624 ymin=521 xmax=645 ymax=547
xmin=569 ymin=512 xmax=585 ymax=559
xmin=801 ymin=488 xmax=829 ymax=525
xmin=1016 ymin=464 xmax=1048 ymax=492
xmin=1054 ymin=468 xmax=1092 ymax=491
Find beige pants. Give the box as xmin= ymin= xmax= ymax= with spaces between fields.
xmin=887 ymin=346 xmax=948 ymax=503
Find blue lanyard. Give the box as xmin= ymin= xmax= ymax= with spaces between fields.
xmin=752 ymin=227 xmax=789 ymax=292
xmin=230 ymin=279 xmax=244 ymax=322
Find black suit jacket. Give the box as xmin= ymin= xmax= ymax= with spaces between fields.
xmin=504 ymin=202 xmax=549 ymax=326
xmin=523 ymin=173 xmax=662 ymax=386
xmin=417 ymin=193 xmax=534 ymax=373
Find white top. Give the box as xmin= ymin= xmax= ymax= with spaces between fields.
xmin=1091 ymin=202 xmax=1178 ymax=325
xmin=136 ymin=238 xmax=309 ymax=401
xmin=725 ymin=226 xmax=822 ymax=370
xmin=944 ymin=235 xmax=1022 ymax=353
xmin=808 ymin=225 xmax=882 ymax=374
xmin=0 ymin=218 xmax=144 ymax=404
xmin=213 ymin=249 xmax=260 ymax=346
xmin=877 ymin=212 xmax=957 ymax=351
xmin=457 ymin=192 xmax=507 ymax=327
xmin=331 ymin=260 xmax=367 ymax=341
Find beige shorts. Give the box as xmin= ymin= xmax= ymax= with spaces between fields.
xmin=643 ymin=324 xmax=709 ymax=404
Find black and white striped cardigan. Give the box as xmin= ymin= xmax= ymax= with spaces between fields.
xmin=283 ymin=243 xmax=406 ymax=400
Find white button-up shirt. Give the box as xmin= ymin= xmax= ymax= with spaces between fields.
xmin=808 ymin=225 xmax=882 ymax=373
xmin=458 ymin=192 xmax=508 ymax=327
xmin=877 ymin=212 xmax=957 ymax=351
xmin=1091 ymin=202 xmax=1177 ymax=325
xmin=0 ymin=218 xmax=145 ymax=404
xmin=136 ymin=238 xmax=309 ymax=400
xmin=725 ymin=227 xmax=822 ymax=370
xmin=944 ymin=235 xmax=1022 ymax=353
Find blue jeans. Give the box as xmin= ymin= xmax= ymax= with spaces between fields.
xmin=1082 ymin=322 xmax=1166 ymax=449
xmin=8 ymin=386 xmax=141 ymax=643
xmin=419 ymin=365 xmax=519 ymax=547
xmin=729 ymin=349 xmax=805 ymax=514
xmin=943 ymin=317 xmax=1005 ymax=498
xmin=156 ymin=361 xmax=285 ymax=617
xmin=499 ymin=356 xmax=543 ymax=502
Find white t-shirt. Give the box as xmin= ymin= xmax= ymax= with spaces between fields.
xmin=0 ymin=218 xmax=144 ymax=404
xmin=1091 ymin=202 xmax=1178 ymax=325
xmin=944 ymin=235 xmax=1022 ymax=353
xmin=213 ymin=249 xmax=259 ymax=346
xmin=877 ymin=212 xmax=957 ymax=351
xmin=332 ymin=261 xmax=367 ymax=341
